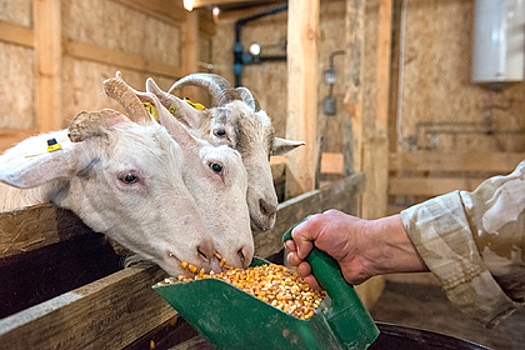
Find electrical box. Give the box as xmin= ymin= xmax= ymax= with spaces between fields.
xmin=472 ymin=0 xmax=525 ymax=86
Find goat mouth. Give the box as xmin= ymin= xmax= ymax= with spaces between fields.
xmin=250 ymin=214 xmax=273 ymax=232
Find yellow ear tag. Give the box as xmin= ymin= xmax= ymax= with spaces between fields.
xmin=183 ymin=97 xmax=205 ymax=111
xmin=46 ymin=138 xmax=61 ymax=152
xmin=168 ymin=102 xmax=178 ymax=116
xmin=26 ymin=138 xmax=61 ymax=158
xmin=143 ymin=102 xmax=159 ymax=121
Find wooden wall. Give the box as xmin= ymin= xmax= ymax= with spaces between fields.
xmin=212 ymin=0 xmax=525 ymax=213
xmin=212 ymin=0 xmax=382 ymax=182
xmin=0 ymin=0 xmax=215 ymax=153
xmin=388 ymin=0 xmax=525 ymax=212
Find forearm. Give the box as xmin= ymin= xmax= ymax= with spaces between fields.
xmin=363 ymin=215 xmax=428 ymax=277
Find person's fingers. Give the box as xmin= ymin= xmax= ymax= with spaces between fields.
xmin=304 ymin=275 xmax=322 ymax=291
xmin=291 ymin=218 xmax=319 ymax=259
xmin=295 ymin=260 xmax=312 ymax=278
xmin=286 ymin=251 xmax=303 ymax=266
xmin=285 ymin=239 xmax=296 ymax=252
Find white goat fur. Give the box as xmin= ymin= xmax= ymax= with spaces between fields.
xmin=147 ymin=79 xmax=304 ymax=232
xmin=0 ymin=114 xmax=217 ymax=277
xmin=107 ymin=75 xmax=254 ymax=268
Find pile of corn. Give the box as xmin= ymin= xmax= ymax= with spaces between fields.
xmin=160 ymin=254 xmax=326 ymax=320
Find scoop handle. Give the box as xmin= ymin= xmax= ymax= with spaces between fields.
xmin=282 ymin=217 xmax=353 ymax=299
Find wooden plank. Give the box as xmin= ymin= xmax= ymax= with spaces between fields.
xmin=254 ymin=173 xmax=364 ymax=258
xmin=390 ymin=152 xmax=525 ymax=173
xmin=320 ymin=152 xmax=344 ymax=174
xmin=62 ymin=39 xmax=183 ymax=78
xmin=343 ymin=0 xmax=364 ymax=177
xmin=34 ymin=0 xmax=62 ymax=133
xmin=0 ymin=20 xmax=34 ymax=48
xmin=0 ymin=231 xmax=121 ymax=319
xmin=375 ymin=0 xmax=393 ymax=134
xmin=0 ymin=129 xmax=38 ymax=153
xmin=360 ymin=0 xmax=392 ymax=221
xmin=181 ymin=11 xmax=203 ymax=102
xmin=0 ymin=265 xmax=174 ymax=350
xmin=389 ymin=177 xmax=486 ymax=196
xmin=110 ymin=0 xmax=186 ymax=25
xmin=198 ymin=9 xmax=216 ymax=37
xmin=192 ymin=0 xmax=278 ymax=8
xmin=285 ymin=0 xmax=319 ymax=199
xmin=0 ymin=204 xmax=90 ymax=259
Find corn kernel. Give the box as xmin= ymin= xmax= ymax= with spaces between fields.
xmin=188 ymin=264 xmax=197 ymax=273
xmin=176 ymin=262 xmax=325 ymax=319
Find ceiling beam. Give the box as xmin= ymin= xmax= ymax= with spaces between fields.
xmin=192 ymin=0 xmax=278 ymax=8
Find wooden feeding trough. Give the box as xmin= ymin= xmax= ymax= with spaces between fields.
xmin=0 ymin=173 xmax=365 ymax=350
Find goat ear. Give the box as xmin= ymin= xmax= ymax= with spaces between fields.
xmin=146 ymin=78 xmax=205 ymax=130
xmin=155 ymin=98 xmax=201 ymax=152
xmin=272 ymin=137 xmax=305 ymax=156
xmin=0 ymin=142 xmax=93 ymax=189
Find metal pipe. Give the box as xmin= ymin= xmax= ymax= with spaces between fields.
xmin=234 ymin=4 xmax=288 ymax=87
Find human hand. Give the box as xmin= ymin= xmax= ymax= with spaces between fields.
xmin=285 ymin=210 xmax=428 ymax=290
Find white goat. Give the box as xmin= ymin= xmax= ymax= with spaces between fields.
xmin=104 ymin=73 xmax=254 ymax=268
xmin=146 ymin=74 xmax=304 ymax=232
xmin=0 ymin=108 xmax=217 ymax=277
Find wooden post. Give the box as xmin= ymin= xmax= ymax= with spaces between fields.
xmin=343 ymin=0 xmax=365 ymax=178
xmin=285 ymin=0 xmax=320 ymax=200
xmin=34 ymin=0 xmax=62 ymax=133
xmin=361 ymin=0 xmax=393 ymax=220
xmin=181 ymin=10 xmax=203 ymax=103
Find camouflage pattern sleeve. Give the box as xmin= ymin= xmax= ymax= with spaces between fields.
xmin=400 ymin=161 xmax=525 ymax=328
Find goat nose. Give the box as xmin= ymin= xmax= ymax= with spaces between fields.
xmin=237 ymin=245 xmax=253 ymax=269
xmin=259 ymin=198 xmax=277 ymax=218
xmin=197 ymin=241 xmax=214 ymax=263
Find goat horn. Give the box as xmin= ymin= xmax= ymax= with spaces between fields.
xmin=103 ymin=72 xmax=151 ymax=124
xmin=236 ymin=87 xmax=261 ymax=112
xmin=168 ymin=73 xmax=241 ymax=107
xmin=68 ymin=109 xmax=128 ymax=142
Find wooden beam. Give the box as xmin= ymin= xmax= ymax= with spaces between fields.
xmin=360 ymin=0 xmax=392 ymax=220
xmin=181 ymin=11 xmax=203 ymax=102
xmin=0 ymin=265 xmax=175 ymax=350
xmin=375 ymin=0 xmax=393 ymax=134
xmin=0 ymin=20 xmax=34 ymax=48
xmin=192 ymin=0 xmax=278 ymax=8
xmin=110 ymin=0 xmax=186 ymax=25
xmin=285 ymin=0 xmax=319 ymax=199
xmin=0 ymin=129 xmax=38 ymax=153
xmin=390 ymin=152 xmax=525 ymax=173
xmin=254 ymin=173 xmax=364 ymax=258
xmin=62 ymin=39 xmax=183 ymax=78
xmin=34 ymin=0 xmax=62 ymax=133
xmin=389 ymin=177 xmax=485 ymax=197
xmin=343 ymin=0 xmax=364 ymax=177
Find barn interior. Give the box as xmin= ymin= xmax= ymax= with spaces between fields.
xmin=1 ymin=0 xmax=524 ymax=349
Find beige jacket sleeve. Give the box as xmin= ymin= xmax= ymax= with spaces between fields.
xmin=400 ymin=161 xmax=525 ymax=328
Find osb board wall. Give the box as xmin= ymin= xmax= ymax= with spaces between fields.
xmin=0 ymin=0 xmax=32 ymax=26
xmin=0 ymin=0 xmax=186 ymax=135
xmin=395 ymin=0 xmax=525 ymax=153
xmin=212 ymin=0 xmax=380 ymax=151
xmin=62 ymin=0 xmax=182 ymax=68
xmin=0 ymin=0 xmax=34 ymax=129
xmin=0 ymin=42 xmax=35 ymax=129
xmin=61 ymin=59 xmax=175 ymax=127
xmin=60 ymin=0 xmax=183 ymax=127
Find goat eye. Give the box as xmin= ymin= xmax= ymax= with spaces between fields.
xmin=120 ymin=173 xmax=138 ymax=184
xmin=210 ymin=163 xmax=223 ymax=174
xmin=214 ymin=129 xmax=226 ymax=137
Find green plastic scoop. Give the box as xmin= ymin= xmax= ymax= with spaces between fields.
xmin=153 ymin=219 xmax=379 ymax=350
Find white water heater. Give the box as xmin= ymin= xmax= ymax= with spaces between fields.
xmin=472 ymin=0 xmax=525 ymax=87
